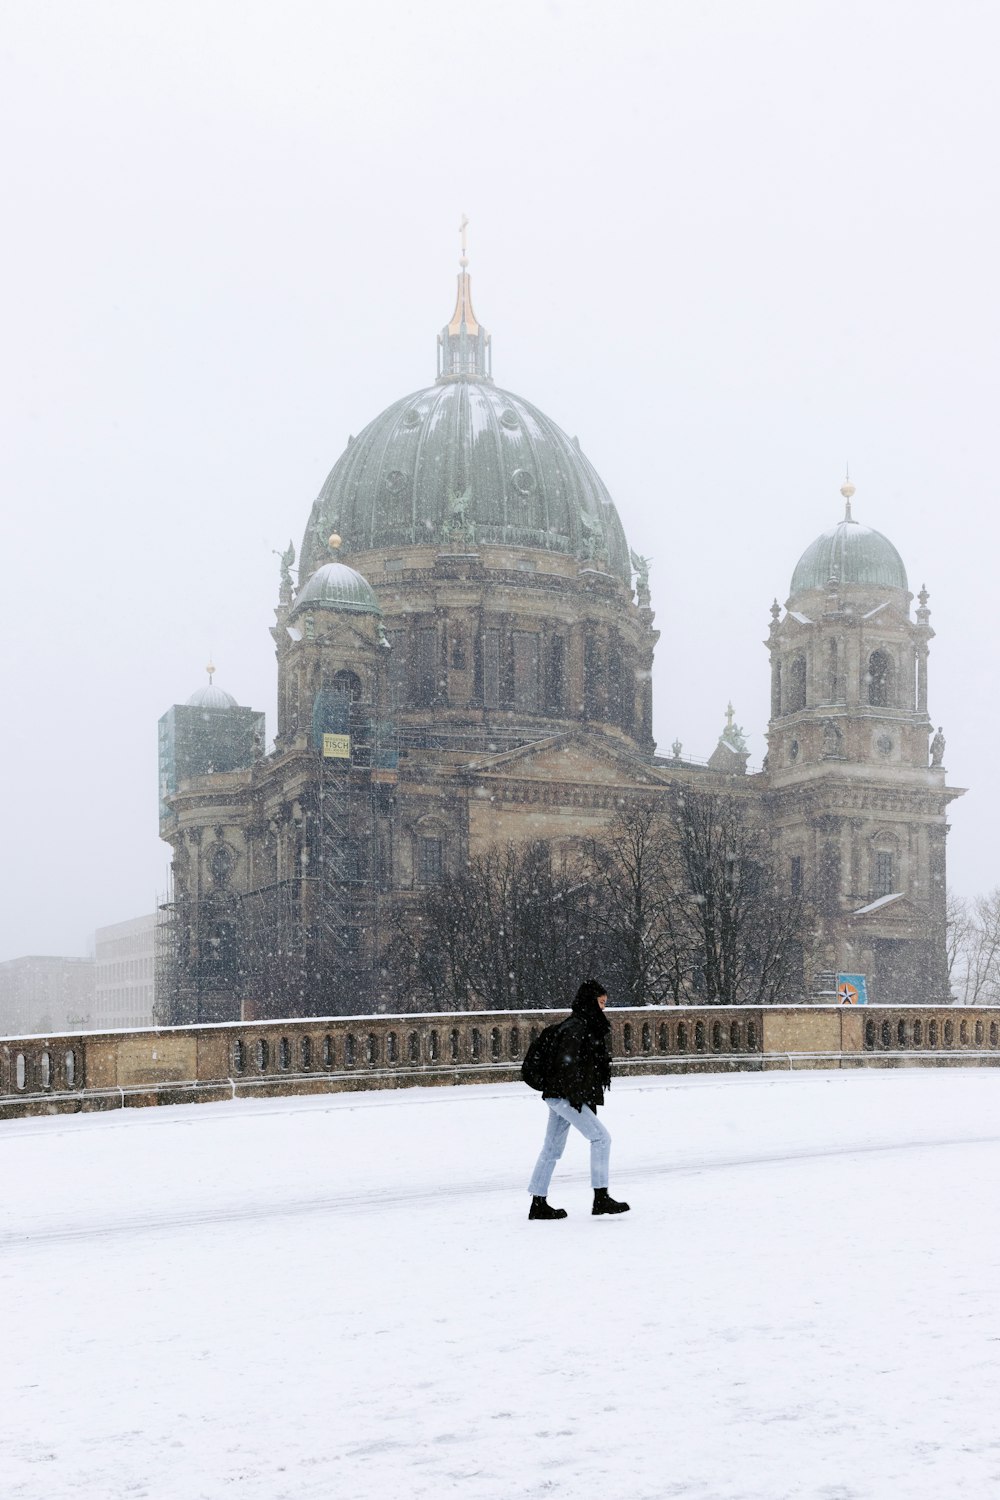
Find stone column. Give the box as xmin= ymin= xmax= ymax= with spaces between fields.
xmin=916 ymin=644 xmax=929 ymax=715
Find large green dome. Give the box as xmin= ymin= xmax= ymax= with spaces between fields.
xmin=300 ymin=380 xmax=631 ymax=585
xmin=790 ymin=507 xmax=908 ymax=596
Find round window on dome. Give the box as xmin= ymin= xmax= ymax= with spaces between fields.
xmin=385 ymin=470 xmax=409 ymax=496
xmin=510 ymin=469 xmax=537 ymax=496
xmin=500 ymin=408 xmax=520 ymax=429
xmin=401 ymin=409 xmax=422 ymax=428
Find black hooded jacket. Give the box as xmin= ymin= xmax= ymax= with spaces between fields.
xmin=542 ymin=993 xmax=613 ymax=1112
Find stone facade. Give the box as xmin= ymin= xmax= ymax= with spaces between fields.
xmin=157 ymin=274 xmax=962 ymax=1021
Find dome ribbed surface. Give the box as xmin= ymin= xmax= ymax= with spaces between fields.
xmin=291 ymin=561 xmax=381 ymax=617
xmin=790 ymin=519 xmax=908 ymax=596
xmin=300 ymin=381 xmax=631 ymax=585
xmin=187 ymin=684 xmax=239 ymax=710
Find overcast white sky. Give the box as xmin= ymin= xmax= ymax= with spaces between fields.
xmin=2 ymin=0 xmax=997 ymax=959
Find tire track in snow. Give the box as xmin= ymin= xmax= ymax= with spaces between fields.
xmin=5 ymin=1130 xmax=1000 ymax=1249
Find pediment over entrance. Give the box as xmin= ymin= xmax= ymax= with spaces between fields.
xmin=846 ymin=892 xmax=931 ymax=938
xmin=466 ymin=731 xmax=662 ymax=788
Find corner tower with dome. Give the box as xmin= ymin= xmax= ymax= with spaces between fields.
xmin=765 ymin=480 xmax=963 ymax=1001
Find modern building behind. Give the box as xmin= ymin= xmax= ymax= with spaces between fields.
xmin=94 ymin=913 xmax=161 ymax=1031
xmin=0 ymin=956 xmax=95 ymax=1036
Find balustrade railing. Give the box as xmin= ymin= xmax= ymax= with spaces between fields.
xmin=2 ymin=1005 xmax=998 ymax=1119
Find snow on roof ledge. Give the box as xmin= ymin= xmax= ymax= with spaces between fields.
xmin=788 ymin=610 xmax=813 ymax=624
xmin=853 ymin=891 xmax=905 ymax=915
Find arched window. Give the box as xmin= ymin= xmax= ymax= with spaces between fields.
xmin=332 ymin=669 xmax=363 ymax=702
xmin=872 ymin=849 xmax=895 ymax=899
xmin=787 ymin=655 xmax=806 ymax=713
xmin=418 ymin=836 xmax=444 ymax=885
xmin=867 ymin=650 xmax=893 ymax=707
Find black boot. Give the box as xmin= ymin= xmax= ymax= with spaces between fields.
xmin=529 ymin=1195 xmax=568 ymax=1220
xmin=592 ymin=1187 xmax=630 ymax=1216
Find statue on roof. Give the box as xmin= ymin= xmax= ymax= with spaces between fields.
xmin=721 ymin=701 xmax=748 ymax=754
xmin=930 ymin=726 xmax=946 ymax=766
xmin=630 ymin=550 xmax=652 ymax=603
xmin=275 ymin=540 xmax=295 ymax=604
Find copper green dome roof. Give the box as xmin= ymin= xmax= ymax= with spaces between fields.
xmin=300 ymin=381 xmax=631 ymax=585
xmin=790 ymin=503 xmax=908 ymax=596
xmin=290 ymin=560 xmax=381 ymax=618
xmin=299 ymin=261 xmax=632 ymax=586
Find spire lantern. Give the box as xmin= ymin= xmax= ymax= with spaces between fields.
xmin=437 ymin=216 xmax=492 ymax=383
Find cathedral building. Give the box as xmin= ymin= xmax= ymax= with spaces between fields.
xmin=157 ymin=253 xmax=961 ymax=1021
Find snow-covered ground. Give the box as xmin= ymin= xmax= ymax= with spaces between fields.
xmin=4 ymin=1068 xmax=1000 ymax=1499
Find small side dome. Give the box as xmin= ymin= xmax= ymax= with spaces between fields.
xmin=790 ymin=487 xmax=908 ymax=596
xmin=187 ymin=683 xmax=239 ymax=710
xmin=290 ymin=561 xmax=381 ymax=618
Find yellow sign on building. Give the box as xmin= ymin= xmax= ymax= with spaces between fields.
xmin=322 ymin=733 xmax=351 ymax=759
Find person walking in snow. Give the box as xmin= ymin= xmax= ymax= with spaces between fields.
xmin=526 ymin=979 xmax=630 ymax=1221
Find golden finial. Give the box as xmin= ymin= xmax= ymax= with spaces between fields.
xmin=459 ymin=213 xmax=469 ymax=269
xmin=206 ymin=661 xmax=215 ymax=686
xmin=328 ymin=532 xmax=342 ymax=553
xmin=840 ymin=466 xmax=855 ymax=521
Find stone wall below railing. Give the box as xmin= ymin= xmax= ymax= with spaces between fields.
xmin=2 ymin=1005 xmax=999 ymax=1120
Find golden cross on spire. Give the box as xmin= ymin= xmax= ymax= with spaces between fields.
xmin=459 ymin=213 xmax=469 ymax=268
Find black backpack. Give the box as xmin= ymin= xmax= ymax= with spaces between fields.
xmin=520 ymin=1021 xmax=565 ymax=1091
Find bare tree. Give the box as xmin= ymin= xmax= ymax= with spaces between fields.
xmin=388 ymin=842 xmax=603 ymax=1010
xmin=946 ymin=892 xmax=973 ymax=1001
xmin=394 ymin=790 xmax=806 ymax=1011
xmin=949 ymin=888 xmax=1000 ymax=1005
xmin=584 ymin=804 xmax=697 ymax=1005
xmin=665 ymin=786 xmax=804 ymax=1005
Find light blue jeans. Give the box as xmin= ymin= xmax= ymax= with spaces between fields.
xmin=528 ymin=1098 xmax=611 ymax=1194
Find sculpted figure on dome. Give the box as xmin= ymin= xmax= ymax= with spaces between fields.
xmin=445 ymin=486 xmax=475 ymax=544
xmin=581 ymin=513 xmax=606 ymax=562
